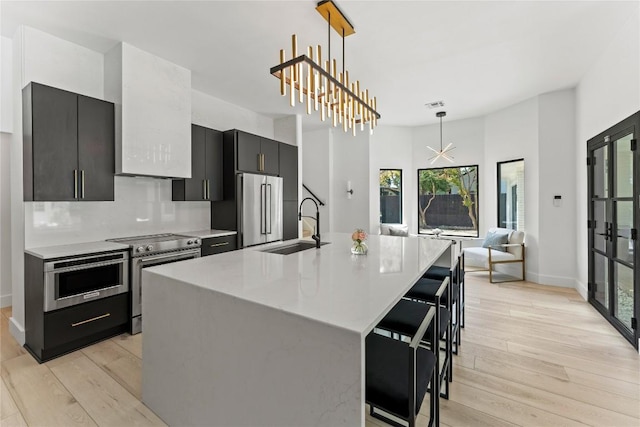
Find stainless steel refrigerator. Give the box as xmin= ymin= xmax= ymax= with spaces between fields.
xmin=237 ymin=173 xmax=283 ymax=247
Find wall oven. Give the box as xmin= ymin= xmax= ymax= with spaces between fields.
xmin=107 ymin=233 xmax=201 ymax=334
xmin=131 ymin=248 xmax=200 ymax=333
xmin=44 ymin=251 xmax=129 ymax=312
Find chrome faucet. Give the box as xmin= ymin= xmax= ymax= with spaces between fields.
xmin=299 ymin=197 xmax=321 ymax=248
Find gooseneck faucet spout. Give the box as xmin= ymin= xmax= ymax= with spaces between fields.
xmin=299 ymin=197 xmax=321 ymax=249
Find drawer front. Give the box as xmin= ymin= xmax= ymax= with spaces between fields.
xmin=201 ymin=235 xmax=237 ymax=256
xmin=44 ymin=293 xmax=128 ymax=349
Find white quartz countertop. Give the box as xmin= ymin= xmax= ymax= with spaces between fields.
xmin=176 ymin=229 xmax=237 ymax=239
xmin=145 ymin=232 xmax=450 ymax=335
xmin=25 ymin=241 xmax=130 ymax=259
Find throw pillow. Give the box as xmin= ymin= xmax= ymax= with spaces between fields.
xmin=389 ymin=227 xmax=408 ymax=237
xmin=482 ymin=230 xmax=509 ymax=252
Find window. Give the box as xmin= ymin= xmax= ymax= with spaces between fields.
xmin=497 ymin=159 xmax=524 ymax=231
xmin=417 ymin=165 xmax=479 ymax=237
xmin=380 ymin=169 xmax=402 ymax=224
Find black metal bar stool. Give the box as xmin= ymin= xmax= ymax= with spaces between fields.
xmin=402 ymin=275 xmax=454 ymax=389
xmin=366 ymin=306 xmax=439 ymax=427
xmin=421 ymin=254 xmax=465 ymax=354
xmin=377 ymin=277 xmax=452 ymax=400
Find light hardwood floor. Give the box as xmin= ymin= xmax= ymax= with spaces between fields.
xmin=1 ymin=274 xmax=639 ymax=426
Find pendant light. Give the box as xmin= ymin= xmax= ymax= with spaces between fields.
xmin=269 ymin=0 xmax=380 ymax=135
xmin=427 ymin=111 xmax=455 ymax=164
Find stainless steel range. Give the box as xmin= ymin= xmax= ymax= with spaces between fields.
xmin=107 ymin=233 xmax=201 ymax=334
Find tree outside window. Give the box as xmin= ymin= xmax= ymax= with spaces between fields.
xmin=380 ymin=169 xmax=402 ymax=224
xmin=418 ymin=165 xmax=479 ymax=237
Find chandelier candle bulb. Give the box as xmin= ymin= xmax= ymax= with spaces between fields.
xmin=279 ymin=50 xmax=286 ymax=96
xmin=373 ymin=97 xmax=377 ymax=127
xmin=292 ymin=35 xmax=298 ymax=81
xmin=332 ymin=59 xmax=338 ymax=98
xmin=299 ymin=65 xmax=304 ymax=103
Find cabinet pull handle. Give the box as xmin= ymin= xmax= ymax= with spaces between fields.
xmin=81 ymin=170 xmax=85 ymax=199
xmin=203 ymin=180 xmax=207 ymax=200
xmin=71 ymin=313 xmax=110 ymax=327
xmin=207 ymin=180 xmax=211 ymax=200
xmin=73 ymin=170 xmax=78 ymax=198
xmin=209 ymin=242 xmax=229 ymax=248
xmin=262 ymin=154 xmax=265 ymax=171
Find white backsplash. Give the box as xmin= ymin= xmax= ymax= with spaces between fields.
xmin=25 ymin=176 xmax=210 ymax=248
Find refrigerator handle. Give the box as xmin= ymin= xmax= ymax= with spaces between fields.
xmin=267 ymin=184 xmax=272 ymax=234
xmin=261 ymin=183 xmax=267 ymax=235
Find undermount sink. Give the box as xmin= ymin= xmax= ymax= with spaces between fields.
xmin=261 ymin=241 xmax=330 ymax=255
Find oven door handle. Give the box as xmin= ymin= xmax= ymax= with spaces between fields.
xmin=138 ymin=250 xmax=200 ymax=265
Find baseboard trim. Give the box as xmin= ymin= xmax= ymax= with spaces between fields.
xmin=534 ymin=273 xmax=577 ymax=288
xmin=0 ymin=294 xmax=11 ymax=308
xmin=575 ymin=279 xmax=588 ymax=301
xmin=9 ymin=317 xmax=25 ymax=346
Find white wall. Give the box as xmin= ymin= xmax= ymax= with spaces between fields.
xmin=0 ymin=133 xmax=11 ymax=307
xmin=575 ymin=10 xmax=640 ymax=298
xmin=192 ymin=89 xmax=274 ymax=138
xmin=413 ymin=117 xmax=485 ymax=235
xmin=369 ymin=126 xmax=413 ymax=233
xmin=1 ymin=36 xmax=13 ymax=307
xmin=485 ymin=97 xmax=540 ymax=278
xmin=331 ymin=130 xmax=370 ymax=233
xmin=302 ymin=128 xmax=332 ymax=233
xmin=1 ymin=36 xmax=13 ymax=133
xmin=538 ymin=89 xmax=576 ymax=287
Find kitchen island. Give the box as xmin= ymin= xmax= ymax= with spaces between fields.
xmin=141 ymin=232 xmax=451 ymax=426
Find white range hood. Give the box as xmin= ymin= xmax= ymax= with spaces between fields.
xmin=104 ymin=43 xmax=191 ymax=178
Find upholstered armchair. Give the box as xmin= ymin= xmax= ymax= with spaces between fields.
xmin=462 ymin=227 xmax=525 ymax=283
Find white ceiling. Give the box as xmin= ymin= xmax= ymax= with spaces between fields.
xmin=1 ymin=1 xmax=637 ymax=128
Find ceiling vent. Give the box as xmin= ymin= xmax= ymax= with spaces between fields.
xmin=425 ymin=101 xmax=445 ymax=109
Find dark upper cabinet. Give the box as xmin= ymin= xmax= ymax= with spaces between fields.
xmin=23 ymin=82 xmax=115 ymax=201
xmin=235 ymin=130 xmax=279 ymax=175
xmin=236 ymin=131 xmax=261 ymax=173
xmin=206 ymin=129 xmax=224 ymax=201
xmin=260 ymin=138 xmax=279 ymax=175
xmin=173 ymin=125 xmax=223 ymax=201
xmin=77 ymin=95 xmax=115 ymax=201
xmin=279 ymin=143 xmax=298 ymax=201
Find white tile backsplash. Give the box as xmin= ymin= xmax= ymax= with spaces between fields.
xmin=25 ymin=176 xmax=209 ymax=248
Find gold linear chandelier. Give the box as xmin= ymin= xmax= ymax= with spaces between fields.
xmin=427 ymin=111 xmax=455 ymax=164
xmin=270 ymin=0 xmax=380 ymax=135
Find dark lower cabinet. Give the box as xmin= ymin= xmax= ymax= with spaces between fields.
xmin=24 ymin=253 xmax=128 ymax=363
xmin=26 ymin=293 xmax=128 ymax=363
xmin=23 ymin=82 xmax=115 ymax=201
xmin=283 ymin=200 xmax=299 ymax=241
xmin=279 ymin=143 xmax=298 ymax=201
xmin=200 ymin=235 xmax=237 ymax=256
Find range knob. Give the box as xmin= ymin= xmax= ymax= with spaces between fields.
xmin=146 ymin=245 xmax=153 ymax=251
xmin=187 ymin=239 xmax=194 ymax=245
xmin=136 ymin=246 xmax=145 ymax=253
xmin=193 ymin=239 xmax=200 ymax=245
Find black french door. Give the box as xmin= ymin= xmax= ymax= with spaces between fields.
xmin=587 ymin=111 xmax=640 ymax=349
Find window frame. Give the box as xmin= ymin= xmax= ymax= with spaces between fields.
xmin=496 ymin=158 xmax=524 ymax=231
xmin=379 ymin=169 xmax=403 ymax=224
xmin=417 ymin=164 xmax=480 ymax=237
